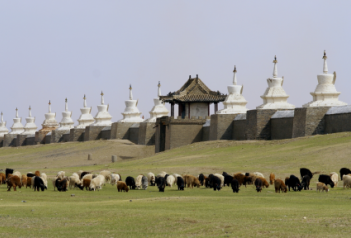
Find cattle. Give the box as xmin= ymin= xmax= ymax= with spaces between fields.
xmin=301 ymin=175 xmax=311 ymax=190
xmin=231 ymin=179 xmax=239 ymax=193
xmin=55 ymin=178 xmax=68 ymax=192
xmin=125 ymin=176 xmax=136 ymax=190
xmin=142 ymin=176 xmax=148 ymax=190
xmin=269 ymin=173 xmax=275 ymax=185
xmin=286 ymin=175 xmax=303 ymax=191
xmin=21 ymin=175 xmax=27 ymax=187
xmin=184 ymin=175 xmax=201 ymax=188
xmin=158 ymin=177 xmax=166 ymax=192
xmin=147 ymin=172 xmax=155 ymax=186
xmin=274 ymin=179 xmax=287 ymax=193
xmin=26 ymin=177 xmax=32 ymax=188
xmin=318 ymin=175 xmax=335 ymax=188
xmin=224 ymin=175 xmax=234 ymax=187
xmin=233 ymin=173 xmax=245 ymax=186
xmin=33 ymin=176 xmax=46 ymax=192
xmin=255 ymin=178 xmax=263 ymax=192
xmin=166 ymin=175 xmax=175 ymax=187
xmin=0 ymin=173 xmax=5 ymax=184
xmin=6 ymin=175 xmax=21 ymax=191
xmin=198 ymin=174 xmax=205 ymax=186
xmin=343 ymin=175 xmax=351 ymax=189
xmin=117 ymin=181 xmax=129 ymax=192
xmin=177 ymin=176 xmax=185 ymax=191
xmin=213 ymin=174 xmax=224 ymax=187
xmin=340 ymin=168 xmax=351 ymax=180
xmin=317 ymin=182 xmax=329 ymax=192
xmin=253 ymin=172 xmax=264 ymax=178
xmin=5 ymin=168 xmax=14 ymax=178
xmin=135 ymin=175 xmax=143 ymax=189
xmin=212 ymin=176 xmax=221 ymax=191
xmin=330 ymin=172 xmax=338 ymax=187
xmin=90 ymin=175 xmax=105 ymax=191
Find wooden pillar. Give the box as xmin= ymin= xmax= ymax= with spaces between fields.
xmin=171 ymin=102 xmax=174 ymax=117
xmin=188 ymin=103 xmax=190 ymax=119
xmin=208 ymin=103 xmax=210 ymax=116
xmin=214 ymin=102 xmax=218 ymax=113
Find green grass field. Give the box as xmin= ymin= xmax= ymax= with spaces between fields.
xmin=1 ymin=133 xmax=351 ymax=237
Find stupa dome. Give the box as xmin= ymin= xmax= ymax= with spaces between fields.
xmin=22 ymin=106 xmax=38 ymax=135
xmin=118 ymin=85 xmax=144 ymax=123
xmin=57 ymin=98 xmax=74 ymax=131
xmin=0 ymin=112 xmax=9 ymax=137
xmin=145 ymin=82 xmax=169 ymax=122
xmin=9 ymin=108 xmax=24 ymax=135
xmin=217 ymin=66 xmax=248 ymax=114
xmin=303 ymin=51 xmax=347 ymax=108
xmin=42 ymin=101 xmax=59 ymax=129
xmin=91 ymin=91 xmax=113 ymax=126
xmin=76 ymin=95 xmax=95 ymax=128
xmin=256 ymin=56 xmax=295 ymax=110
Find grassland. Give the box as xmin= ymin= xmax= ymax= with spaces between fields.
xmin=1 ymin=133 xmax=351 ymax=237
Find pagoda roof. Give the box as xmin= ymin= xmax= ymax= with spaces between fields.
xmin=160 ymin=76 xmax=226 ymax=103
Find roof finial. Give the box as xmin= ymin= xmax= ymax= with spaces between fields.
xmin=189 ymin=75 xmax=191 ymax=79
xmin=65 ymin=98 xmax=68 ymax=111
xmin=233 ymin=65 xmax=237 ymax=85
xmin=29 ymin=106 xmax=32 ymax=117
xmin=48 ymin=100 xmax=51 ymax=113
xmin=1 ymin=112 xmax=3 ymax=123
xmin=15 ymin=108 xmax=18 ymax=118
xmin=273 ymin=55 xmax=278 ymax=78
xmin=100 ymin=91 xmax=104 ymax=105
xmin=129 ymin=84 xmax=133 ymax=100
xmin=83 ymin=94 xmax=87 ymax=107
xmin=158 ymin=81 xmax=161 ymax=97
xmin=323 ymin=50 xmax=328 ymax=73
xmin=196 ymin=74 xmax=198 ymax=79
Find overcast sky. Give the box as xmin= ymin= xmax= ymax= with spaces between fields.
xmin=1 ymin=1 xmax=350 ymax=127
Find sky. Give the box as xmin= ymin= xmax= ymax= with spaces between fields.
xmin=1 ymin=1 xmax=351 ymax=127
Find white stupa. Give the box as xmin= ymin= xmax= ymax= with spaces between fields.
xmin=0 ymin=112 xmax=9 ymax=137
xmin=257 ymin=56 xmax=295 ymax=110
xmin=9 ymin=108 xmax=24 ymax=134
xmin=57 ymin=98 xmax=74 ymax=131
xmin=217 ymin=66 xmax=248 ymax=114
xmin=41 ymin=101 xmax=59 ymax=130
xmin=118 ymin=85 xmax=144 ymax=123
xmin=303 ymin=51 xmax=347 ymax=108
xmin=76 ymin=95 xmax=94 ymax=128
xmin=91 ymin=91 xmax=112 ymax=126
xmin=145 ymin=82 xmax=169 ymax=122
xmin=22 ymin=106 xmax=38 ymax=135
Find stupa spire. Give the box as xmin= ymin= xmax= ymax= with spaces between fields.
xmin=158 ymin=81 xmax=161 ymax=97
xmin=101 ymin=91 xmax=104 ymax=105
xmin=233 ymin=65 xmax=237 ymax=85
xmin=15 ymin=108 xmax=18 ymax=118
xmin=83 ymin=95 xmax=87 ymax=107
xmin=1 ymin=112 xmax=3 ymax=123
xmin=273 ymin=55 xmax=278 ymax=78
xmin=65 ymin=98 xmax=68 ymax=112
xmin=28 ymin=106 xmax=32 ymax=117
xmin=323 ymin=50 xmax=328 ymax=73
xmin=129 ymin=85 xmax=133 ymax=100
xmin=48 ymin=100 xmax=51 ymax=113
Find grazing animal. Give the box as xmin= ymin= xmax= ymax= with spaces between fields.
xmin=286 ymin=175 xmax=303 ymax=191
xmin=26 ymin=177 xmax=32 ymax=188
xmin=198 ymin=173 xmax=205 ymax=186
xmin=158 ymin=177 xmax=166 ymax=192
xmin=55 ymin=178 xmax=68 ymax=192
xmin=80 ymin=171 xmax=90 ymax=180
xmin=231 ymin=179 xmax=239 ymax=193
xmin=317 ymin=182 xmax=329 ymax=192
xmin=244 ymin=175 xmax=257 ymax=186
xmin=0 ymin=173 xmax=6 ymax=184
xmin=213 ymin=174 xmax=224 ymax=187
xmin=205 ymin=174 xmax=213 ymax=188
xmin=318 ymin=175 xmax=335 ymax=188
xmin=5 ymin=168 xmax=14 ymax=178
xmin=33 ymin=176 xmax=46 ymax=192
xmin=158 ymin=171 xmax=167 ymax=177
xmin=56 ymin=171 xmax=65 ymax=180
xmin=147 ymin=172 xmax=156 ymax=186
xmin=260 ymin=178 xmax=269 ymax=188
xmin=253 ymin=172 xmax=264 ymax=178
xmin=166 ymin=175 xmax=175 ymax=187
xmin=21 ymin=175 xmax=27 ymax=187
xmin=177 ymin=176 xmax=185 ymax=191
xmin=135 ymin=175 xmax=143 ymax=189
xmin=77 ymin=178 xmax=91 ymax=191
xmin=90 ymin=175 xmax=105 ymax=191
xmin=81 ymin=173 xmax=93 ymax=181
xmin=184 ymin=175 xmax=201 ymax=188
xmin=34 ymin=171 xmax=40 ymax=177
xmin=99 ymin=170 xmax=112 ymax=184
xmin=330 ymin=172 xmax=338 ymax=187
xmin=301 ymin=175 xmax=311 ymax=190
xmin=6 ymin=175 xmax=21 ymax=191
xmin=13 ymin=171 xmax=22 ymax=181
xmin=300 ymin=168 xmax=313 ymax=180
xmin=125 ymin=176 xmax=136 ymax=189
xmin=110 ymin=174 xmax=121 ymax=185
xmin=269 ymin=173 xmax=275 ymax=185
xmin=69 ymin=173 xmax=80 ymax=189
xmin=340 ymin=168 xmax=351 ymax=180
xmin=274 ymin=179 xmax=287 ymax=193
xmin=27 ymin=172 xmax=35 ymax=178
xmin=142 ymin=176 xmax=148 ymax=190
xmin=343 ymin=175 xmax=351 ymax=189
xmin=212 ymin=176 xmax=222 ymax=191
xmin=222 ymin=172 xmax=229 ymax=177
xmin=117 ymin=181 xmax=129 ymax=192
xmin=233 ymin=173 xmax=246 ymax=186
xmin=224 ymin=175 xmax=234 ymax=187
xmin=40 ymin=173 xmax=48 ymax=189
xmin=255 ymin=178 xmax=263 ymax=192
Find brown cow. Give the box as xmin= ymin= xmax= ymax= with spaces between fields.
xmin=0 ymin=173 xmax=5 ymax=184
xmin=34 ymin=171 xmax=40 ymax=177
xmin=233 ymin=173 xmax=245 ymax=186
xmin=117 ymin=181 xmax=129 ymax=192
xmin=269 ymin=173 xmax=275 ymax=185
xmin=184 ymin=175 xmax=201 ymax=188
xmin=26 ymin=177 xmax=32 ymax=188
xmin=6 ymin=175 xmax=21 ymax=191
xmin=274 ymin=179 xmax=287 ymax=193
xmin=21 ymin=175 xmax=27 ymax=187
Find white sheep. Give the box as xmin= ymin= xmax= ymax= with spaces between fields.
xmin=40 ymin=173 xmax=48 ymax=189
xmin=110 ymin=174 xmax=120 ymax=185
xmin=253 ymin=172 xmax=265 ymax=178
xmin=214 ymin=173 xmax=224 ymax=187
xmin=330 ymin=172 xmax=338 ymax=187
xmin=158 ymin=171 xmax=167 ymax=177
xmin=147 ymin=172 xmax=155 ymax=186
xmin=343 ymin=175 xmax=351 ymax=189
xmin=89 ymin=175 xmax=105 ymax=191
xmin=166 ymin=175 xmax=175 ymax=187
xmin=69 ymin=173 xmax=80 ymax=189
xmin=56 ymin=171 xmax=65 ymax=180
xmin=173 ymin=173 xmax=182 ymax=179
xmin=99 ymin=170 xmax=112 ymax=184
xmin=135 ymin=175 xmax=143 ymax=189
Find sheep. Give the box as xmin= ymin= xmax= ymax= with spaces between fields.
xmin=330 ymin=172 xmax=338 ymax=187
xmin=317 ymin=182 xmax=329 ymax=192
xmin=135 ymin=175 xmax=143 ymax=189
xmin=117 ymin=181 xmax=129 ymax=192
xmin=183 ymin=175 xmax=201 ymax=188
xmin=110 ymin=174 xmax=121 ymax=185
xmin=6 ymin=175 xmax=21 ymax=191
xmin=21 ymin=175 xmax=27 ymax=187
xmin=81 ymin=173 xmax=93 ymax=182
xmin=147 ymin=172 xmax=155 ymax=186
xmin=255 ymin=178 xmax=263 ymax=192
xmin=26 ymin=177 xmax=32 ymax=188
xmin=213 ymin=174 xmax=224 ymax=187
xmin=166 ymin=175 xmax=175 ymax=187
xmin=233 ymin=173 xmax=246 ymax=186
xmin=13 ymin=171 xmax=22 ymax=182
xmin=77 ymin=178 xmax=91 ymax=190
xmin=55 ymin=178 xmax=68 ymax=192
xmin=69 ymin=173 xmax=80 ymax=189
xmin=40 ymin=173 xmax=48 ymax=189
xmin=77 ymin=170 xmax=83 ymax=178
xmin=269 ymin=173 xmax=275 ymax=185
xmin=274 ymin=179 xmax=287 ymax=193
xmin=253 ymin=172 xmax=264 ymax=178
xmin=99 ymin=170 xmax=112 ymax=184
xmin=142 ymin=176 xmax=148 ymax=190
xmin=33 ymin=176 xmax=46 ymax=192
xmin=158 ymin=171 xmax=167 ymax=177
xmin=34 ymin=171 xmax=40 ymax=177
xmin=343 ymin=175 xmax=351 ymax=189
xmin=89 ymin=175 xmax=105 ymax=191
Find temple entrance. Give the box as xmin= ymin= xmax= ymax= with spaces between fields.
xmin=179 ymin=103 xmax=186 ymax=119
xmin=159 ymin=122 xmax=166 ymax=152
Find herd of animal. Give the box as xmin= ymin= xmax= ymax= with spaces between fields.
xmin=1 ymin=167 xmax=351 ymax=193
